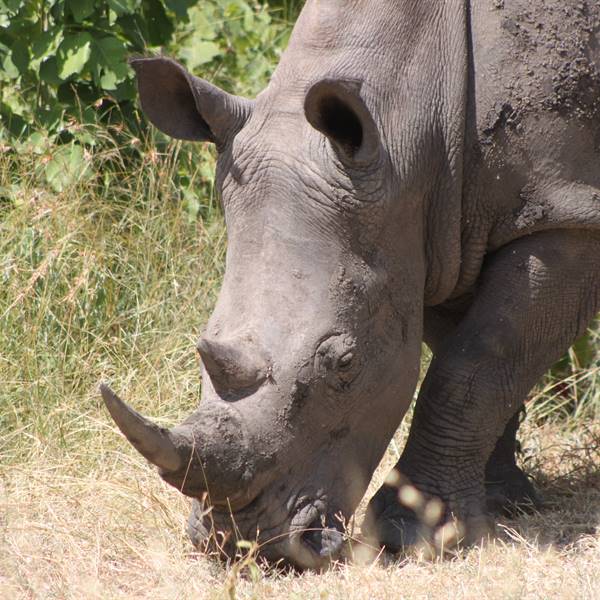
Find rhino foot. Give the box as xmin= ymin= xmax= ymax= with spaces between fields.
xmin=362 ymin=486 xmax=423 ymax=553
xmin=362 ymin=484 xmax=494 ymax=555
xmin=485 ymin=466 xmax=542 ymax=516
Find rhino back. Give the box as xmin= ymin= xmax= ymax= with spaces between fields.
xmin=456 ymin=0 xmax=600 ymax=296
xmin=472 ymin=1 xmax=600 ymax=132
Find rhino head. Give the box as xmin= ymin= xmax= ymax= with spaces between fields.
xmin=104 ymin=1 xmax=465 ymax=570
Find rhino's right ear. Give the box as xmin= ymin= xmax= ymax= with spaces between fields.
xmin=130 ymin=56 xmax=253 ymax=146
xmin=304 ymin=78 xmax=381 ymax=165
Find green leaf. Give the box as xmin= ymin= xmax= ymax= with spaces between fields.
xmin=111 ymin=78 xmax=136 ymax=101
xmin=1 ymin=85 xmax=27 ymax=116
xmin=109 ymin=0 xmax=140 ymax=16
xmin=0 ymin=0 xmax=24 ymax=15
xmin=9 ymin=39 xmax=29 ymax=75
xmin=1 ymin=52 xmax=18 ymax=79
xmin=67 ymin=0 xmax=95 ymax=22
xmin=91 ymin=36 xmax=129 ymax=90
xmin=188 ymin=5 xmax=218 ymax=40
xmin=114 ymin=13 xmax=147 ymax=50
xmin=44 ymin=144 xmax=90 ymax=192
xmin=21 ymin=131 xmax=49 ymax=154
xmin=71 ymin=127 xmax=96 ymax=146
xmin=162 ymin=0 xmax=195 ymax=18
xmin=98 ymin=69 xmax=118 ymax=90
xmin=180 ymin=41 xmax=221 ymax=71
xmin=56 ymin=33 xmax=92 ymax=79
xmin=142 ymin=0 xmax=174 ymax=46
xmin=0 ymin=106 xmax=28 ymax=138
xmin=39 ymin=56 xmax=62 ymax=86
xmin=36 ymin=105 xmax=64 ymax=133
xmin=31 ymin=28 xmax=63 ymax=69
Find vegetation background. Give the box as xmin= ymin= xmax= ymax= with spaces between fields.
xmin=0 ymin=1 xmax=598 ymax=597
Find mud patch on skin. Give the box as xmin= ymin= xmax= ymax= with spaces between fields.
xmin=513 ymin=184 xmax=548 ymax=231
xmin=478 ymin=0 xmax=600 ymax=142
xmin=482 ymin=102 xmax=522 ymax=138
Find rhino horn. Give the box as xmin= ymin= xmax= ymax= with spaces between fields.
xmin=197 ymin=337 xmax=270 ymax=392
xmin=100 ymin=383 xmax=183 ymax=473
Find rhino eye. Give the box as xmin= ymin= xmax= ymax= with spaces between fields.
xmin=338 ymin=352 xmax=354 ymax=370
xmin=315 ymin=335 xmax=361 ymax=390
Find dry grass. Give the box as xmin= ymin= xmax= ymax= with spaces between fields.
xmin=1 ymin=140 xmax=599 ymax=599
xmin=1 ymin=418 xmax=598 ymax=599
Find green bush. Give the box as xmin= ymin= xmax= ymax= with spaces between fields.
xmin=1 ymin=0 xmax=170 ymax=139
xmin=0 ymin=1 xmax=303 ymax=219
xmin=0 ymin=0 xmax=301 ymax=145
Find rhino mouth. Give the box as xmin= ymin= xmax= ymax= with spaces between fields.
xmin=288 ymin=497 xmax=346 ymax=565
xmin=252 ymin=477 xmax=348 ymax=566
xmin=193 ymin=487 xmax=346 ymax=569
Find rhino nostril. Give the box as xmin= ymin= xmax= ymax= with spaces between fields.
xmin=301 ymin=519 xmax=344 ymax=559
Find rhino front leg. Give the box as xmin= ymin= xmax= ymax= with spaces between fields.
xmin=365 ymin=229 xmax=600 ymax=552
xmin=484 ymin=407 xmax=542 ymax=515
xmin=423 ymin=306 xmax=541 ymax=516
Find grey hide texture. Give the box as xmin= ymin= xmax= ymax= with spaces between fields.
xmin=103 ymin=0 xmax=600 ymax=570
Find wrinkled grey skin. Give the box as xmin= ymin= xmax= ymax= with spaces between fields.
xmin=102 ymin=0 xmax=600 ymax=569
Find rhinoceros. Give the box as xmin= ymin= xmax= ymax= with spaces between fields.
xmin=101 ymin=0 xmax=600 ymax=569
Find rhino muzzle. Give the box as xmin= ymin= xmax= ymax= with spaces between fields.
xmin=100 ymin=383 xmax=261 ymax=504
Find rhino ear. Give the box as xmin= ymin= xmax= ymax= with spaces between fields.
xmin=130 ymin=56 xmax=253 ymax=145
xmin=304 ymin=79 xmax=380 ymax=164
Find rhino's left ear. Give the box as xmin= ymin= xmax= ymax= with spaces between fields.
xmin=130 ymin=56 xmax=253 ymax=146
xmin=304 ymin=79 xmax=381 ymax=164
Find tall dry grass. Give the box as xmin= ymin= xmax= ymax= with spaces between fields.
xmin=0 ymin=135 xmax=599 ymax=598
